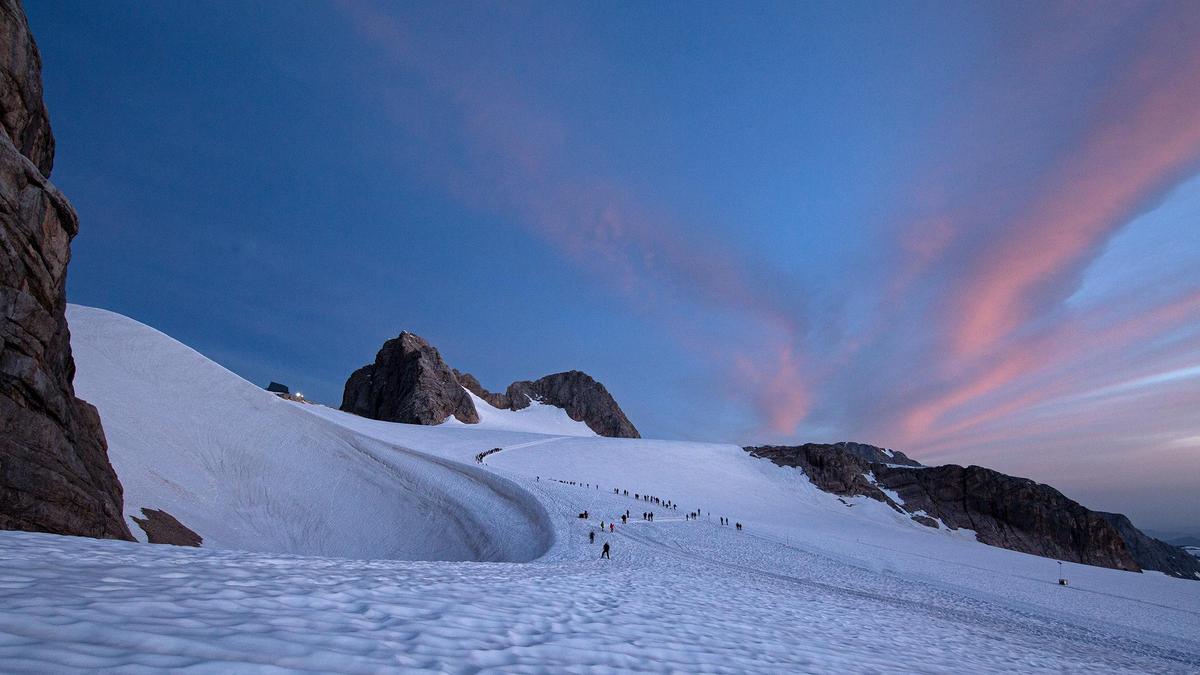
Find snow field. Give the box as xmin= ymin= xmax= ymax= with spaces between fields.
xmin=1 ymin=305 xmax=1195 ymax=672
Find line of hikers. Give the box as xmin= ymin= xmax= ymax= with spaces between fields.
xmin=610 ymin=487 xmax=678 ymax=512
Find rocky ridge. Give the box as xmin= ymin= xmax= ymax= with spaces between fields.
xmin=342 ymin=332 xmax=638 ymax=438
xmin=0 ymin=0 xmax=131 ymax=540
xmin=458 ymin=369 xmax=640 ymax=439
xmin=746 ymin=443 xmax=1196 ymax=580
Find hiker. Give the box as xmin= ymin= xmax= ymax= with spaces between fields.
xmin=589 ymin=531 xmax=595 ymax=544
xmin=601 ymin=542 xmax=610 ymax=559
xmin=621 ymin=515 xmax=627 ymax=524
xmin=609 ymin=523 xmax=614 ymax=533
xmin=737 ymin=522 xmax=743 ymax=531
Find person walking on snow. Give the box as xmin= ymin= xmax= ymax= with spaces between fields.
xmin=609 ymin=523 xmax=614 ymax=533
xmin=589 ymin=531 xmax=595 ymax=544
xmin=601 ymin=542 xmax=610 ymax=559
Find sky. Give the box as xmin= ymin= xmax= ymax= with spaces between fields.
xmin=26 ymin=1 xmax=1200 ymax=533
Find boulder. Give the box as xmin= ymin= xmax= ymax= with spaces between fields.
xmin=0 ymin=0 xmax=131 ymax=540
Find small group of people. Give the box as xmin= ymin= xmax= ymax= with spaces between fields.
xmin=588 ymin=531 xmax=612 ymax=558
xmin=642 ymin=511 xmax=654 ymax=521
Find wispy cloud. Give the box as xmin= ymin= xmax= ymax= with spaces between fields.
xmin=338 ymin=0 xmax=812 ymax=432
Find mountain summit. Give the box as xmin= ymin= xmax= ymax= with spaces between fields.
xmin=341 ymin=332 xmax=639 ymax=438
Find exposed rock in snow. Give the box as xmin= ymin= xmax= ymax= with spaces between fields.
xmin=746 ymin=444 xmax=906 ymax=511
xmin=130 ymin=508 xmax=201 ymax=547
xmin=502 ymin=371 xmax=639 ymax=438
xmin=746 ymin=443 xmax=1160 ymax=576
xmin=876 ymin=463 xmax=1140 ymax=572
xmin=0 ymin=0 xmax=130 ymax=541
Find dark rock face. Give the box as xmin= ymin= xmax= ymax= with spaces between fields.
xmin=874 ymin=464 xmax=1138 ymax=572
xmin=0 ymin=0 xmax=131 ymax=540
xmin=453 ymin=369 xmax=510 ymax=410
xmin=1097 ymin=512 xmax=1200 ymax=580
xmin=830 ymin=441 xmax=921 ymax=467
xmin=131 ymin=508 xmax=202 ymax=547
xmin=343 ymin=333 xmax=639 ymax=438
xmin=746 ymin=444 xmax=1147 ymax=575
xmin=0 ymin=1 xmax=53 ymax=177
xmin=341 ymin=332 xmax=479 ymax=425
xmin=503 ymin=371 xmax=639 ymax=439
xmin=747 ymin=444 xmax=904 ymax=508
xmin=456 ymin=369 xmax=639 ymax=438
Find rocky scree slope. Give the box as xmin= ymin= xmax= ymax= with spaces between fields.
xmin=342 ymin=332 xmax=638 ymax=438
xmin=0 ymin=0 xmax=130 ymax=540
xmin=745 ymin=443 xmax=1196 ymax=579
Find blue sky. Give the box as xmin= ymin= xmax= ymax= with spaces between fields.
xmin=26 ymin=1 xmax=1200 ymax=532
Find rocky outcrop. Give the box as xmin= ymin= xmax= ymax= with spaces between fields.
xmin=1098 ymin=512 xmax=1200 ymax=580
xmin=454 ymin=369 xmax=511 ymax=410
xmin=487 ymin=371 xmax=639 ymax=439
xmin=746 ymin=443 xmax=1151 ymax=576
xmin=747 ymin=443 xmax=905 ymax=507
xmin=874 ymin=464 xmax=1138 ymax=572
xmin=341 ymin=332 xmax=479 ymax=425
xmin=131 ymin=508 xmax=201 ymax=547
xmin=455 ymin=369 xmax=639 ymax=438
xmin=830 ymin=441 xmax=921 ymax=467
xmin=343 ymin=333 xmax=639 ymax=438
xmin=0 ymin=0 xmax=131 ymax=540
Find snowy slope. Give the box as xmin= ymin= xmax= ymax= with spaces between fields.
xmin=1 ymin=305 xmax=1195 ymax=672
xmin=299 ymin=404 xmax=1200 ymax=646
xmin=66 ymin=305 xmax=549 ymax=562
xmin=446 ymin=389 xmax=597 ymax=437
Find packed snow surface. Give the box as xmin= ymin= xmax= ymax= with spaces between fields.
xmin=0 ymin=305 xmax=1196 ymax=672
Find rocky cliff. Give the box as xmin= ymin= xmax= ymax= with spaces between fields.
xmin=0 ymin=0 xmax=131 ymax=540
xmin=1097 ymin=512 xmax=1200 ymax=581
xmin=461 ymin=370 xmax=640 ymax=439
xmin=342 ymin=333 xmax=639 ymax=438
xmin=744 ymin=443 xmax=1182 ymax=577
xmin=341 ymin=332 xmax=479 ymax=425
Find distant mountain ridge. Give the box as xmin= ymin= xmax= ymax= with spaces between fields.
xmin=746 ymin=442 xmax=1200 ymax=581
xmin=341 ymin=331 xmax=639 ymax=438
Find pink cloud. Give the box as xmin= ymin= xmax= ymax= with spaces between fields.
xmin=947 ymin=10 xmax=1200 ymax=358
